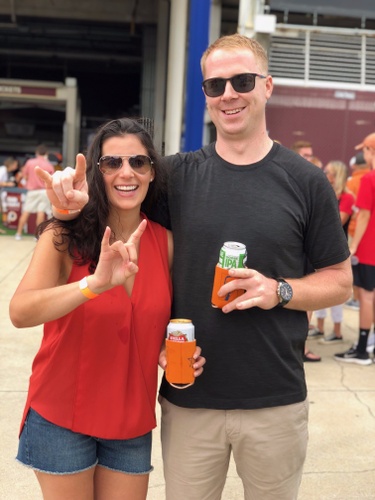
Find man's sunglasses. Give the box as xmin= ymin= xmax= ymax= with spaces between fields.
xmin=202 ymin=73 xmax=266 ymax=97
xmin=98 ymin=155 xmax=153 ymax=175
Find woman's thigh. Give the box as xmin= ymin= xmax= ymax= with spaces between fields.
xmin=18 ymin=408 xmax=152 ymax=500
xmin=35 ymin=468 xmax=94 ymax=500
xmin=17 ymin=408 xmax=97 ymax=474
xmin=94 ymin=466 xmax=149 ymax=500
xmin=36 ymin=466 xmax=150 ymax=500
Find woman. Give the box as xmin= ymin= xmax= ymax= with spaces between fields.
xmin=10 ymin=118 xmax=205 ymax=500
xmin=311 ymin=160 xmax=354 ymax=344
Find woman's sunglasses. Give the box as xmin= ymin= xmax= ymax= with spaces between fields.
xmin=98 ymin=155 xmax=153 ymax=175
xmin=202 ymin=73 xmax=266 ymax=98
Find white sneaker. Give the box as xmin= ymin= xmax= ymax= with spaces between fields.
xmin=318 ymin=333 xmax=344 ymax=344
xmin=344 ymin=299 xmax=359 ymax=310
xmin=368 ymin=331 xmax=375 ymax=346
xmin=14 ymin=234 xmax=22 ymax=241
xmin=308 ymin=327 xmax=324 ymax=338
xmin=334 ymin=346 xmax=372 ymax=365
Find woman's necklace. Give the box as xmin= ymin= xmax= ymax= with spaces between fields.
xmin=110 ymin=216 xmax=142 ymax=244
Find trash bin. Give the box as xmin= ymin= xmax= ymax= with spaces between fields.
xmin=1 ymin=187 xmax=27 ymax=229
xmin=1 ymin=187 xmax=43 ymax=234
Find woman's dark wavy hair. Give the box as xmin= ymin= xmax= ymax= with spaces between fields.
xmin=38 ymin=117 xmax=166 ymax=273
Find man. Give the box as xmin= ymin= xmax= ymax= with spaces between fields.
xmin=335 ymin=132 xmax=375 ymax=365
xmin=347 ymin=150 xmax=371 ymax=240
xmin=41 ymin=34 xmax=352 ymax=500
xmin=14 ymin=144 xmax=54 ymax=240
xmin=291 ymin=140 xmax=323 ymax=359
xmin=345 ymin=151 xmax=370 ymax=310
xmin=291 ymin=140 xmax=314 ymax=161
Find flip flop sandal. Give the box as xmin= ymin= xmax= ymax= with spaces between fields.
xmin=303 ymin=351 xmax=321 ymax=362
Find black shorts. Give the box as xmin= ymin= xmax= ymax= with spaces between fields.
xmin=353 ymin=263 xmax=375 ymax=292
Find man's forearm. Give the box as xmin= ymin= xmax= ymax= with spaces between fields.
xmin=285 ymin=259 xmax=352 ymax=311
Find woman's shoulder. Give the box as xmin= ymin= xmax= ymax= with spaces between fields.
xmin=37 ymin=221 xmax=71 ymax=255
xmin=341 ymin=191 xmax=355 ymax=203
xmin=26 ymin=223 xmax=73 ymax=285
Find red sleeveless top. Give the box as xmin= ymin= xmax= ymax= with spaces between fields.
xmin=20 ymin=218 xmax=172 ymax=439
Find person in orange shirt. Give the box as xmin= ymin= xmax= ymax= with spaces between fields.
xmin=345 ymin=151 xmax=371 ymax=309
xmin=347 ymin=151 xmax=370 ymax=237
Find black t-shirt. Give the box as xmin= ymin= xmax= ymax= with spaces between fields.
xmin=152 ymin=142 xmax=349 ymax=410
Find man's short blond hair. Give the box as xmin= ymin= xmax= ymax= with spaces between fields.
xmin=200 ymin=34 xmax=269 ymax=77
xmin=291 ymin=140 xmax=312 ymax=153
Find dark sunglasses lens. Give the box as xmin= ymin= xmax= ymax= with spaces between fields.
xmin=128 ymin=155 xmax=150 ymax=170
xmin=204 ymin=78 xmax=225 ymax=97
xmin=99 ymin=155 xmax=151 ymax=175
xmin=203 ymin=74 xmax=257 ymax=97
xmin=100 ymin=156 xmax=122 ymax=173
xmin=232 ymin=74 xmax=256 ymax=93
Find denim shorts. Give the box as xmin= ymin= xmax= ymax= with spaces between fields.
xmin=16 ymin=408 xmax=153 ymax=475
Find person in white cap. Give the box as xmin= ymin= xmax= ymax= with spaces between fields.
xmin=335 ymin=132 xmax=375 ymax=365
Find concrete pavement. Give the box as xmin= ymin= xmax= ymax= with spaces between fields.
xmin=1 ymin=234 xmax=375 ymax=499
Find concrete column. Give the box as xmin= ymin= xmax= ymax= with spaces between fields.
xmin=153 ymin=0 xmax=170 ymax=154
xmin=164 ymin=0 xmax=189 ymax=155
xmin=238 ymin=0 xmax=275 ymax=53
xmin=62 ymin=77 xmax=80 ymax=167
xmin=203 ymin=0 xmax=221 ymax=146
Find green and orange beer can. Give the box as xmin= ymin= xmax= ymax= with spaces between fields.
xmin=211 ymin=241 xmax=247 ymax=308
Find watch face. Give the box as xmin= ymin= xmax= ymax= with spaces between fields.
xmin=280 ymin=282 xmax=293 ymax=301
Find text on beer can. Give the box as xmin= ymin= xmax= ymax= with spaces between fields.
xmin=167 ymin=319 xmax=195 ymax=342
xmin=218 ymin=241 xmax=247 ymax=269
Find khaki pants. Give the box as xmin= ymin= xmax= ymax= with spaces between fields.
xmin=160 ymin=397 xmax=309 ymax=500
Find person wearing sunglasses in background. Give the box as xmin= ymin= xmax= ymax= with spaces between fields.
xmin=9 ymin=117 xmax=205 ymax=500
xmin=42 ymin=35 xmax=351 ymax=499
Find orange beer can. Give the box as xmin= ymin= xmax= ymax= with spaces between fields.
xmin=211 ymin=241 xmax=247 ymax=308
xmin=165 ymin=319 xmax=196 ymax=387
